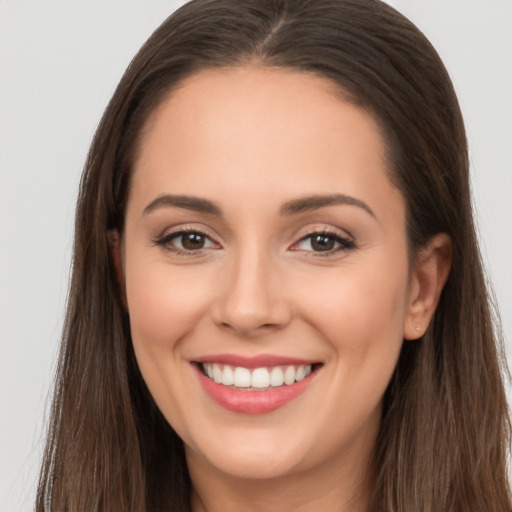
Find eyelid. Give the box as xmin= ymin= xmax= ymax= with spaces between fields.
xmin=153 ymin=224 xmax=222 ymax=254
xmin=289 ymin=225 xmax=357 ymax=255
xmin=152 ymin=223 xmax=356 ymax=256
xmin=293 ymin=224 xmax=355 ymax=243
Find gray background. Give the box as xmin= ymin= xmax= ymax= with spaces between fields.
xmin=1 ymin=1 xmax=511 ymax=511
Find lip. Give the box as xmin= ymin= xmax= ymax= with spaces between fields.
xmin=194 ymin=353 xmax=318 ymax=369
xmin=193 ymin=357 xmax=320 ymax=415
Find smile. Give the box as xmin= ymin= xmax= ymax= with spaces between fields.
xmin=194 ymin=357 xmax=321 ymax=414
xmin=201 ymin=363 xmax=313 ymax=390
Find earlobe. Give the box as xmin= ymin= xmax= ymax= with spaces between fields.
xmin=403 ymin=233 xmax=452 ymax=340
xmin=107 ymin=230 xmax=128 ymax=308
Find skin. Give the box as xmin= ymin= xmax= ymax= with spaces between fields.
xmin=112 ymin=66 xmax=451 ymax=512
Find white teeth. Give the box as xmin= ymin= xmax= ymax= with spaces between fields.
xmin=270 ymin=366 xmax=284 ymax=387
xmin=202 ymin=363 xmax=314 ymax=389
xmin=284 ymin=365 xmax=296 ymax=385
xmin=212 ymin=363 xmax=222 ymax=384
xmin=233 ymin=367 xmax=252 ymax=387
xmin=251 ymin=368 xmax=270 ymax=388
xmin=221 ymin=365 xmax=234 ymax=386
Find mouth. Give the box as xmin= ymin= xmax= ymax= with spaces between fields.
xmin=199 ymin=362 xmax=319 ymax=391
xmin=193 ymin=356 xmax=322 ymax=414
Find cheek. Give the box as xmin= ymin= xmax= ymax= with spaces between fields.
xmin=295 ymin=253 xmax=409 ymax=361
xmin=123 ymin=260 xmax=216 ymax=431
xmin=300 ymin=258 xmax=409 ymax=431
xmin=124 ymin=259 xmax=218 ymax=410
xmin=125 ymin=261 xmax=212 ymax=348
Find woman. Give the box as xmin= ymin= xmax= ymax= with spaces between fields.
xmin=36 ymin=0 xmax=511 ymax=510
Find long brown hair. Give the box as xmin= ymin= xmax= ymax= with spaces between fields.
xmin=37 ymin=1 xmax=511 ymax=510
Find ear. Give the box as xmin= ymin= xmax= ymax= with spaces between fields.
xmin=403 ymin=233 xmax=452 ymax=340
xmin=107 ymin=230 xmax=128 ymax=308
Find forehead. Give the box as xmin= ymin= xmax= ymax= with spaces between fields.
xmin=135 ymin=66 xmax=386 ymax=171
xmin=129 ymin=66 xmax=403 ymax=224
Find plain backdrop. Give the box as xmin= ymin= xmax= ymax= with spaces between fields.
xmin=1 ymin=1 xmax=511 ymax=511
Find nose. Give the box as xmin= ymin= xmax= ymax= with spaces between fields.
xmin=211 ymin=247 xmax=292 ymax=337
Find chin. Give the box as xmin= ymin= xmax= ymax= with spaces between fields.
xmin=184 ymin=426 xmax=313 ymax=480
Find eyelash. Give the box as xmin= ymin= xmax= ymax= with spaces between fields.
xmin=153 ymin=228 xmax=217 ymax=256
xmin=153 ymin=228 xmax=356 ymax=257
xmin=292 ymin=229 xmax=356 ymax=256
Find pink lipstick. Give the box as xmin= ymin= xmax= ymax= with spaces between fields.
xmin=193 ymin=354 xmax=320 ymax=414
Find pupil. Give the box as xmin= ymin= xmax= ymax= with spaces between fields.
xmin=182 ymin=233 xmax=204 ymax=250
xmin=312 ymin=234 xmax=334 ymax=251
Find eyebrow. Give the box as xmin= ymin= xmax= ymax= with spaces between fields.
xmin=143 ymin=194 xmax=222 ymax=216
xmin=143 ymin=192 xmax=375 ymax=218
xmin=281 ymin=194 xmax=375 ymax=218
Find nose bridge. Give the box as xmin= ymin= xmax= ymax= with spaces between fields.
xmin=213 ymin=239 xmax=290 ymax=335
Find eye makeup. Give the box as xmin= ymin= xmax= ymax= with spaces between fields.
xmin=152 ymin=224 xmax=357 ymax=258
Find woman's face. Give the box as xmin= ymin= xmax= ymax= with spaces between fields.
xmin=120 ymin=67 xmax=417 ymax=481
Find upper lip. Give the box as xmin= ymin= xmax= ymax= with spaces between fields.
xmin=193 ymin=353 xmax=319 ymax=368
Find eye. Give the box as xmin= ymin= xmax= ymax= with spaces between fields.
xmin=155 ymin=230 xmax=218 ymax=254
xmin=292 ymin=231 xmax=355 ymax=254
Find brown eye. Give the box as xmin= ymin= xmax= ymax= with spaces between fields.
xmin=156 ymin=230 xmax=217 ymax=253
xmin=293 ymin=231 xmax=356 ymax=255
xmin=310 ymin=234 xmax=336 ymax=251
xmin=181 ymin=232 xmax=206 ymax=250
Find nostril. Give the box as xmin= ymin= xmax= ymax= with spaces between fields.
xmin=211 ymin=288 xmax=293 ymax=336
xmin=218 ymin=320 xmax=285 ymax=337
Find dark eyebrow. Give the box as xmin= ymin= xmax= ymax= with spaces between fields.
xmin=143 ymin=194 xmax=222 ymax=216
xmin=281 ymin=194 xmax=375 ymax=218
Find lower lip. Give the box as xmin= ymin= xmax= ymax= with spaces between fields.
xmin=194 ymin=365 xmax=315 ymax=414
